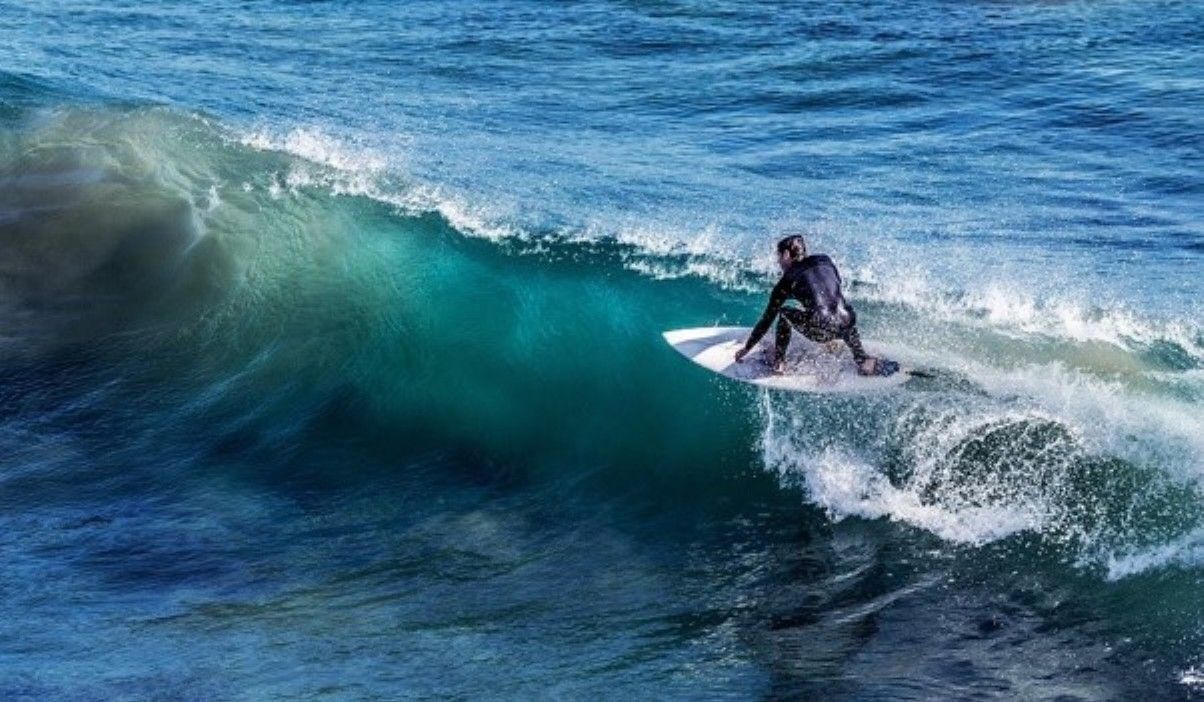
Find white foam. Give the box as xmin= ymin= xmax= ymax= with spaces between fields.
xmin=809 ymin=448 xmax=1040 ymax=544
xmin=758 ymin=352 xmax=1204 ymax=573
xmin=955 ymin=358 xmax=1204 ymax=482
xmin=759 ymin=396 xmax=1046 ymax=545
xmin=238 ymin=126 xmax=523 ymax=242
xmin=854 ymin=269 xmax=1204 ymax=363
xmin=1181 ymin=666 xmax=1204 ymax=692
xmin=620 ymin=249 xmax=755 ymax=292
xmin=240 ymin=127 xmax=386 ymax=175
xmin=1105 ymin=527 xmax=1204 ymax=580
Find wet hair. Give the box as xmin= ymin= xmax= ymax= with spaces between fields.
xmin=776 ymin=235 xmax=807 ymax=262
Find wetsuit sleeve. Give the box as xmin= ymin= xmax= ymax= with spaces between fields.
xmin=743 ymin=278 xmax=789 ymax=351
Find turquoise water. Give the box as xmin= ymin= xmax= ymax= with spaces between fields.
xmin=0 ymin=1 xmax=1201 ymax=699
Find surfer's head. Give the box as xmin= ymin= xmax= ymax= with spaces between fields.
xmin=776 ymin=235 xmax=807 ymax=271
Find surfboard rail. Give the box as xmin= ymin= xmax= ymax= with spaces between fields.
xmin=663 ymin=326 xmax=910 ymax=393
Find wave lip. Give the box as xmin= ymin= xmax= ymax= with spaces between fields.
xmin=238 ymin=124 xmax=1204 ymax=371
xmin=237 ymin=125 xmax=766 ymax=294
xmin=0 ymin=107 xmax=238 ymax=355
xmin=237 ymin=126 xmax=525 ymax=244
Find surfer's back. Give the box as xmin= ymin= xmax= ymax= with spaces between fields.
xmin=781 ymin=254 xmax=846 ymax=315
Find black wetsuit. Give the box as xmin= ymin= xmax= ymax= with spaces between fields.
xmin=742 ymin=254 xmax=868 ymax=363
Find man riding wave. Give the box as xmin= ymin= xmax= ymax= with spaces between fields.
xmin=734 ymin=235 xmax=890 ymax=376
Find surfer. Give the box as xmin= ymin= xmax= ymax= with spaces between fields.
xmin=734 ymin=235 xmax=886 ymax=375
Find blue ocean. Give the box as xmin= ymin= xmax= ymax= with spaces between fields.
xmin=1 ymin=1 xmax=1201 ymax=699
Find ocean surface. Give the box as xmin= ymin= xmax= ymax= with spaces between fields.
xmin=0 ymin=0 xmax=1201 ymax=699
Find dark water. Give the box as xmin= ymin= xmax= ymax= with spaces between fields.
xmin=0 ymin=1 xmax=1201 ymax=699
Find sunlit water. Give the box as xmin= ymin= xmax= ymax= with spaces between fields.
xmin=0 ymin=1 xmax=1200 ymax=699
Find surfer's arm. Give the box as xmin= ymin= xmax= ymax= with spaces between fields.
xmin=739 ymin=280 xmax=789 ymax=355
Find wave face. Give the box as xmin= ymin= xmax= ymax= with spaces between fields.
xmin=1 ymin=0 xmax=1202 ymax=698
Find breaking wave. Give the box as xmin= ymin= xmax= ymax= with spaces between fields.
xmin=2 ymin=106 xmax=1200 ymax=583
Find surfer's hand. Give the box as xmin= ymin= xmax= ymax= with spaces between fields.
xmin=734 ymin=346 xmax=750 ymax=363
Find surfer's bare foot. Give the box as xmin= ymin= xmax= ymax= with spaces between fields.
xmin=857 ymin=357 xmax=879 ymax=376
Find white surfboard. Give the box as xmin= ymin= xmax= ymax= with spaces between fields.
xmin=663 ymin=326 xmax=911 ymax=393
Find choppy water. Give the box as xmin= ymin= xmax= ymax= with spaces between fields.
xmin=0 ymin=1 xmax=1201 ymax=699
